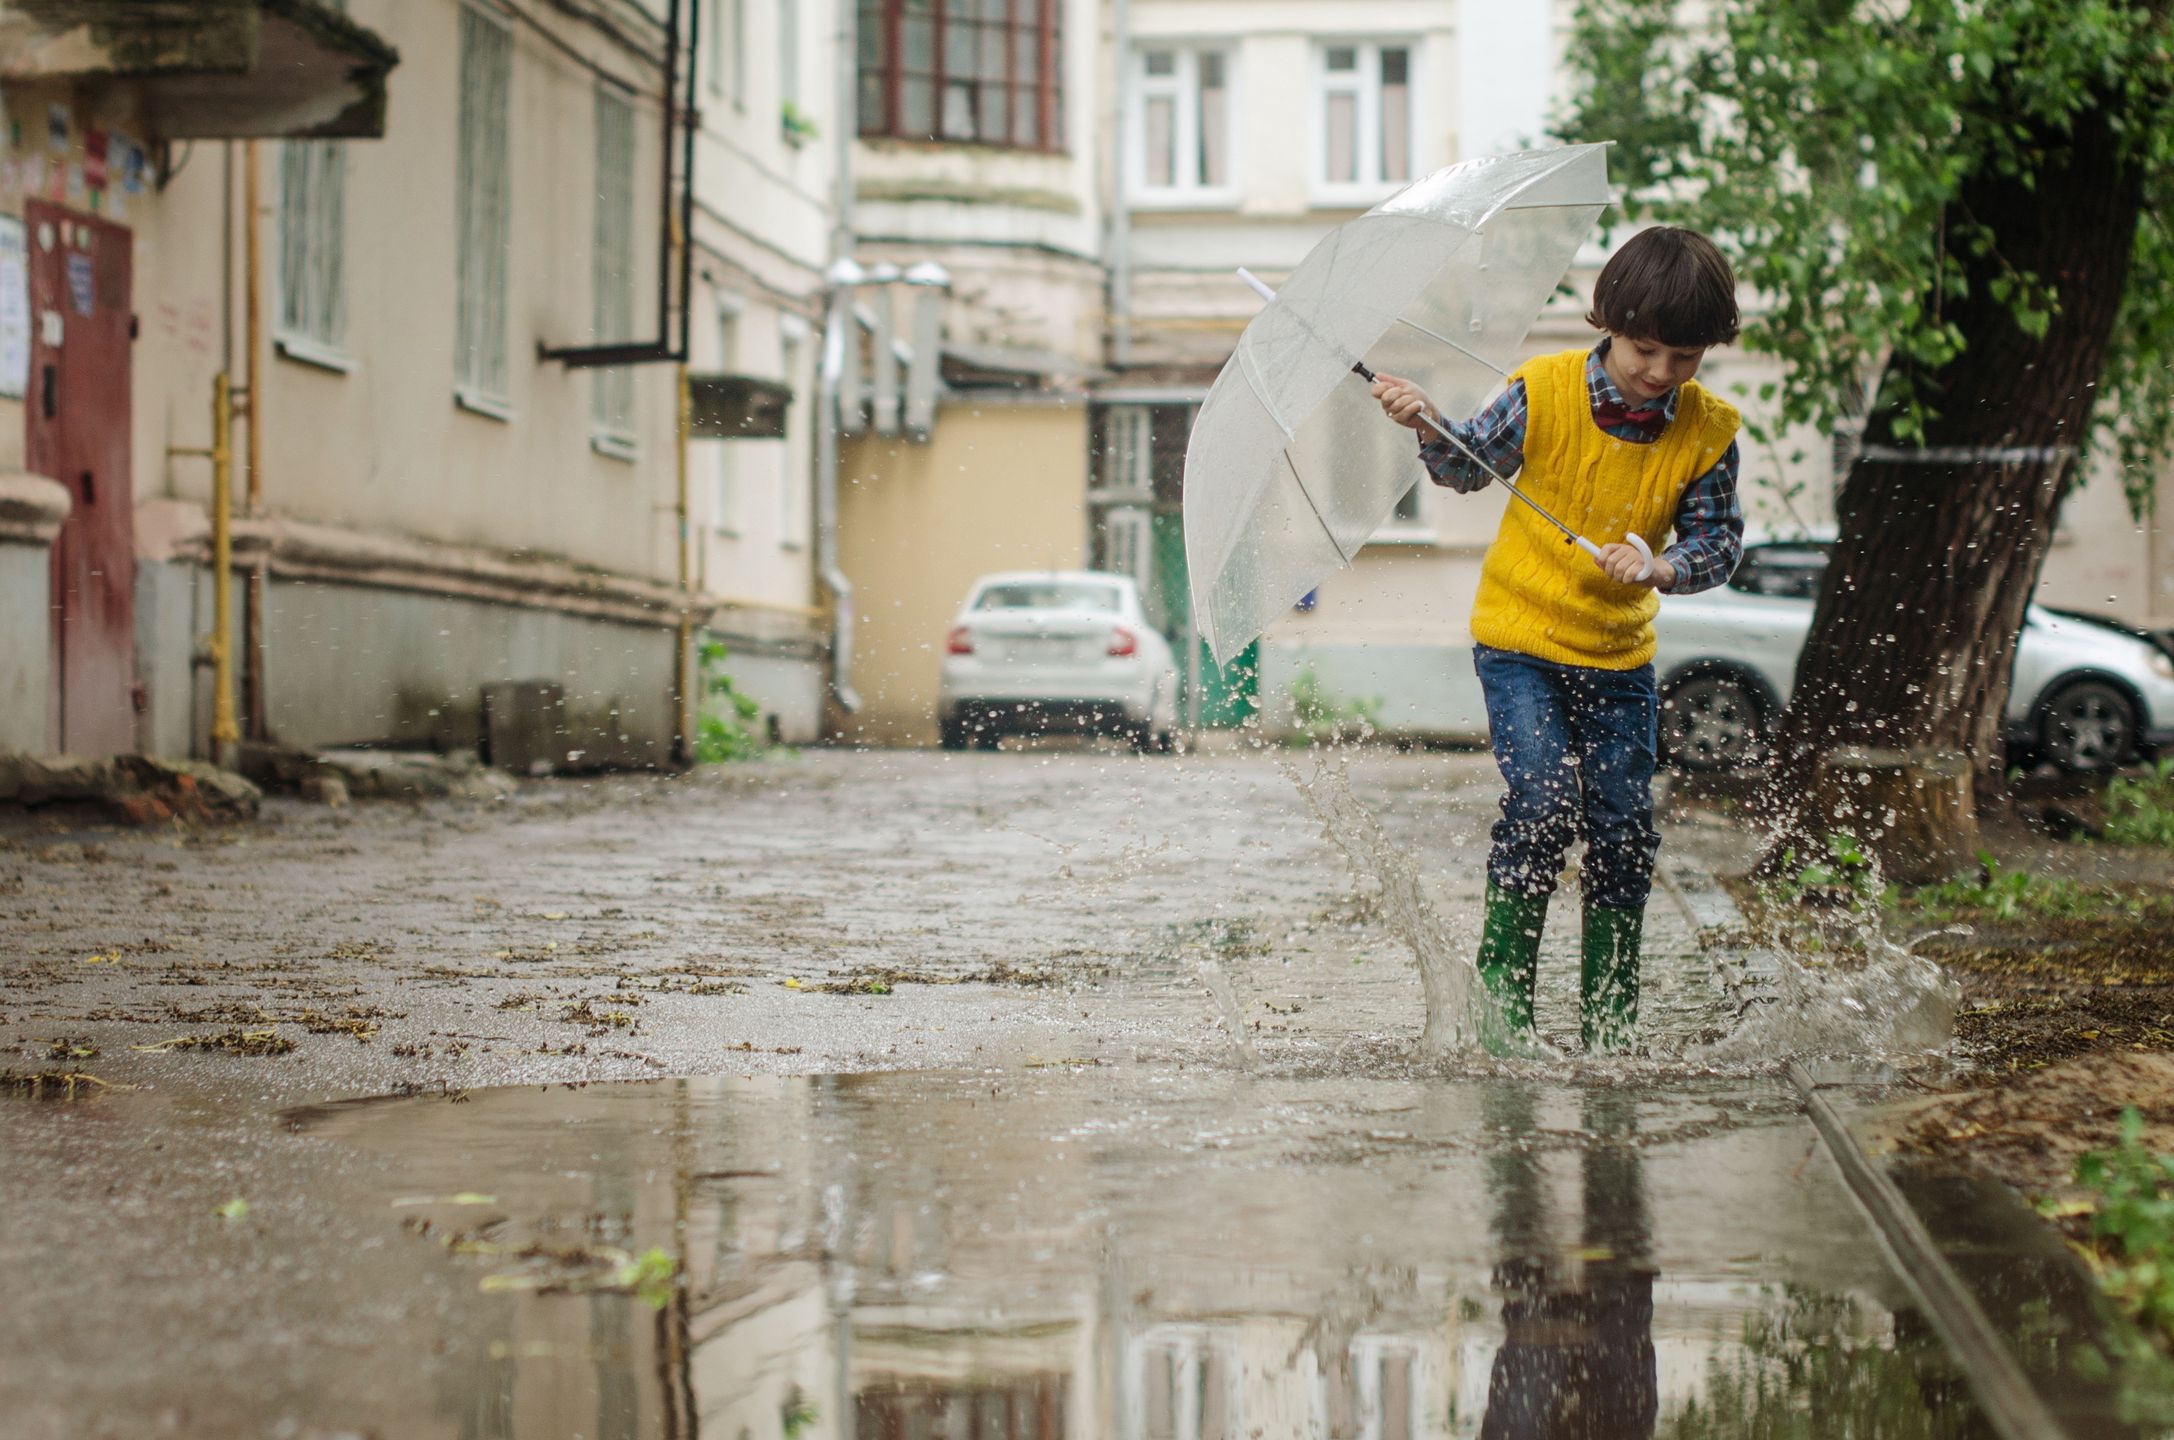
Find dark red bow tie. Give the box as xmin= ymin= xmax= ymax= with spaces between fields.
xmin=1593 ymin=399 xmax=1667 ymax=435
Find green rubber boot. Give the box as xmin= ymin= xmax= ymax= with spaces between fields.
xmin=1581 ymin=904 xmax=1644 ymax=1054
xmin=1475 ymin=883 xmax=1549 ymax=1056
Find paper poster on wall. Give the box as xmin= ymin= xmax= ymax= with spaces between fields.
xmin=0 ymin=218 xmax=29 ymax=400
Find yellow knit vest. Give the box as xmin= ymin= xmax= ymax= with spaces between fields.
xmin=1468 ymin=349 xmax=1740 ymax=670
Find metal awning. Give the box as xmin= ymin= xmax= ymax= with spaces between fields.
xmin=688 ymin=373 xmax=793 ymax=440
xmin=0 ymin=0 xmax=400 ymax=139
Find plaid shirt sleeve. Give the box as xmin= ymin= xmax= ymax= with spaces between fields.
xmin=1658 ymin=438 xmax=1744 ymax=594
xmin=1416 ymin=379 xmax=1526 ymax=493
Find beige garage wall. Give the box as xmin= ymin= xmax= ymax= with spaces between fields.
xmin=837 ymin=401 xmax=1090 ymax=744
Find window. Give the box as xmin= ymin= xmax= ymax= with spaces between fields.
xmin=779 ymin=0 xmax=801 ymax=115
xmin=456 ymin=5 xmax=513 ymax=411
xmin=974 ymin=580 xmax=1122 ymax=613
xmin=1316 ymin=42 xmax=1413 ymax=195
xmin=592 ymin=85 xmax=637 ymax=454
xmin=858 ymin=0 xmax=1063 ymax=151
xmin=1133 ymin=46 xmax=1231 ymax=198
xmin=778 ymin=320 xmax=807 ymax=549
xmin=1392 ymin=478 xmax=1422 ymax=525
xmin=277 ymin=139 xmax=347 ymax=364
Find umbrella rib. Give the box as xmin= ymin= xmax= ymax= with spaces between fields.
xmin=1389 ymin=316 xmax=1511 ymax=379
xmin=1282 ymin=448 xmax=1355 ymax=567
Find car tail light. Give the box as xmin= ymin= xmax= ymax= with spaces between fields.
xmin=946 ymin=626 xmax=975 ymax=655
xmin=1107 ymin=626 xmax=1138 ymax=658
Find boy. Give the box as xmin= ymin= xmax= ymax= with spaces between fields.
xmin=1370 ymin=225 xmax=1744 ymax=1055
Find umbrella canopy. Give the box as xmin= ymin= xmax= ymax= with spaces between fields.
xmin=1183 ymin=144 xmax=1614 ymax=667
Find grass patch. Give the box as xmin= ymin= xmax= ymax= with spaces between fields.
xmin=2107 ymin=761 xmax=2174 ymax=849
xmin=2047 ymin=1108 xmax=2174 ymax=1424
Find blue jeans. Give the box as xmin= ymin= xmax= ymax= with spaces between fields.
xmin=1474 ymin=645 xmax=1660 ymax=911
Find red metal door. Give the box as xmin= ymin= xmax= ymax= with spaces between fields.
xmin=27 ymin=201 xmax=135 ymax=756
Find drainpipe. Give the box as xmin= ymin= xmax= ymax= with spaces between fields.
xmin=673 ymin=363 xmax=694 ymax=765
xmin=1108 ymin=0 xmax=1132 ymax=370
xmin=817 ymin=0 xmax=863 ymax=717
xmin=170 ymin=375 xmax=239 ymax=767
xmin=816 ymin=260 xmax=865 ymax=718
xmin=241 ymin=139 xmax=268 ymax=743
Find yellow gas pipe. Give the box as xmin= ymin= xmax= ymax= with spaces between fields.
xmin=169 ymin=373 xmax=237 ymax=762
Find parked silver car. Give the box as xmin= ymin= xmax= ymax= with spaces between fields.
xmin=937 ymin=571 xmax=1180 ymax=752
xmin=1654 ymin=540 xmax=2174 ymax=772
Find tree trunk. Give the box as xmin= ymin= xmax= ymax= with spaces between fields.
xmin=1757 ymin=99 xmax=2147 ymax=876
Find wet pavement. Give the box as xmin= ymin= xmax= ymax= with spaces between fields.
xmin=0 ymin=747 xmax=2084 ymax=1436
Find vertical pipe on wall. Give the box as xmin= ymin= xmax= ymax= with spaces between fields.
xmin=674 ymin=364 xmax=693 ymax=766
xmin=1108 ymin=0 xmax=1132 ymax=371
xmin=818 ymin=0 xmax=863 ymax=718
xmin=209 ymin=374 xmax=238 ymax=765
xmin=241 ymin=140 xmax=267 ymax=742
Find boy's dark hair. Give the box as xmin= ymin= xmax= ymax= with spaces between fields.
xmin=1584 ymin=226 xmax=1740 ymax=348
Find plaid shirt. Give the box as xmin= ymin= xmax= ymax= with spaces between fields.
xmin=1416 ymin=341 xmax=1744 ymax=595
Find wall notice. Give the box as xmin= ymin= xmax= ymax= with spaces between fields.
xmin=0 ymin=217 xmax=26 ymax=400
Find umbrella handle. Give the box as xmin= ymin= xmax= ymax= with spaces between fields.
xmin=1575 ymin=533 xmax=1656 ymax=583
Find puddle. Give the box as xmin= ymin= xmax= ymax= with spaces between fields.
xmin=273 ymin=1070 xmax=2010 ymax=1438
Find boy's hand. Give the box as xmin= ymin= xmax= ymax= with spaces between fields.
xmin=1595 ymin=542 xmax=1676 ymax=591
xmin=1370 ymin=373 xmax=1437 ymax=433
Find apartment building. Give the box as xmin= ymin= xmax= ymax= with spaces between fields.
xmin=0 ymin=0 xmax=831 ymax=766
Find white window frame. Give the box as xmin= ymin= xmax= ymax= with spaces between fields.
xmin=1129 ymin=44 xmax=1237 ymax=207
xmin=455 ymin=3 xmax=514 ymax=417
xmin=276 ymin=139 xmax=351 ymax=371
xmin=1311 ymin=39 xmax=1417 ymax=206
xmin=591 ymin=83 xmax=638 ymax=460
xmin=730 ymin=0 xmax=748 ymax=111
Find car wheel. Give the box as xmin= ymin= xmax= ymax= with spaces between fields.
xmin=1661 ymin=672 xmax=1765 ymax=772
xmin=973 ymin=720 xmax=1003 ymax=751
xmin=939 ymin=714 xmax=970 ymax=750
xmin=2037 ymin=679 xmax=2137 ymax=772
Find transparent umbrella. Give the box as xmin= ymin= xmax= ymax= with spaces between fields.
xmin=1183 ymin=144 xmax=1616 ymax=667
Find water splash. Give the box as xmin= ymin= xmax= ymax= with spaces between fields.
xmin=1697 ymin=934 xmax=1958 ymax=1063
xmin=1282 ymin=749 xmax=1488 ymax=1058
xmin=1194 ymin=953 xmax=1260 ymax=1070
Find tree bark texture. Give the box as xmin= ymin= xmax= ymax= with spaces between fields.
xmin=1758 ymin=98 xmax=2147 ymax=873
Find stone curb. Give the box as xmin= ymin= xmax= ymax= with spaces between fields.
xmin=1658 ymin=836 xmax=2072 ymax=1440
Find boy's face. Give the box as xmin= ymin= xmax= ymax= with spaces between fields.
xmin=1605 ymin=333 xmax=1709 ymax=405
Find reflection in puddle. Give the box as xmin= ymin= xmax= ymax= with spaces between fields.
xmin=289 ymin=1072 xmax=1991 ymax=1439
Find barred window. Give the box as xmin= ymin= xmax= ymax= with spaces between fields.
xmin=456 ymin=4 xmax=513 ymax=410
xmin=278 ymin=140 xmax=346 ymax=358
xmin=592 ymin=85 xmax=637 ymax=453
xmin=857 ymin=0 xmax=1063 ymax=151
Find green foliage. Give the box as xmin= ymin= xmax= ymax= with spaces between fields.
xmin=781 ymin=1388 xmax=819 ymax=1438
xmin=1910 ymin=850 xmax=2094 ymax=920
xmin=780 ymin=102 xmax=820 ymax=143
xmin=695 ymin=637 xmax=767 ymax=764
xmin=1285 ymin=667 xmax=1382 ymax=747
xmin=2058 ymin=1109 xmax=2174 ymax=1424
xmin=612 ymin=1246 xmax=678 ymax=1310
xmin=1557 ymin=0 xmax=2174 ymax=514
xmin=2106 ymin=759 xmax=2174 ymax=848
xmin=1765 ymin=830 xmax=1883 ymax=911
xmin=1656 ymin=1290 xmax=1950 ymax=1438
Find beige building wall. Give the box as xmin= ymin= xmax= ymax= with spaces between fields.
xmin=1 ymin=0 xmax=836 ymax=759
xmin=837 ymin=403 xmax=1092 ymax=744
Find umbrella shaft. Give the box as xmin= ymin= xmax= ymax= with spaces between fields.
xmin=1413 ymin=406 xmax=1582 ymax=546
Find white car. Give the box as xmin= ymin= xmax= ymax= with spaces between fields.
xmin=1655 ymin=540 xmax=2174 ymax=772
xmin=938 ymin=571 xmax=1181 ymax=752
